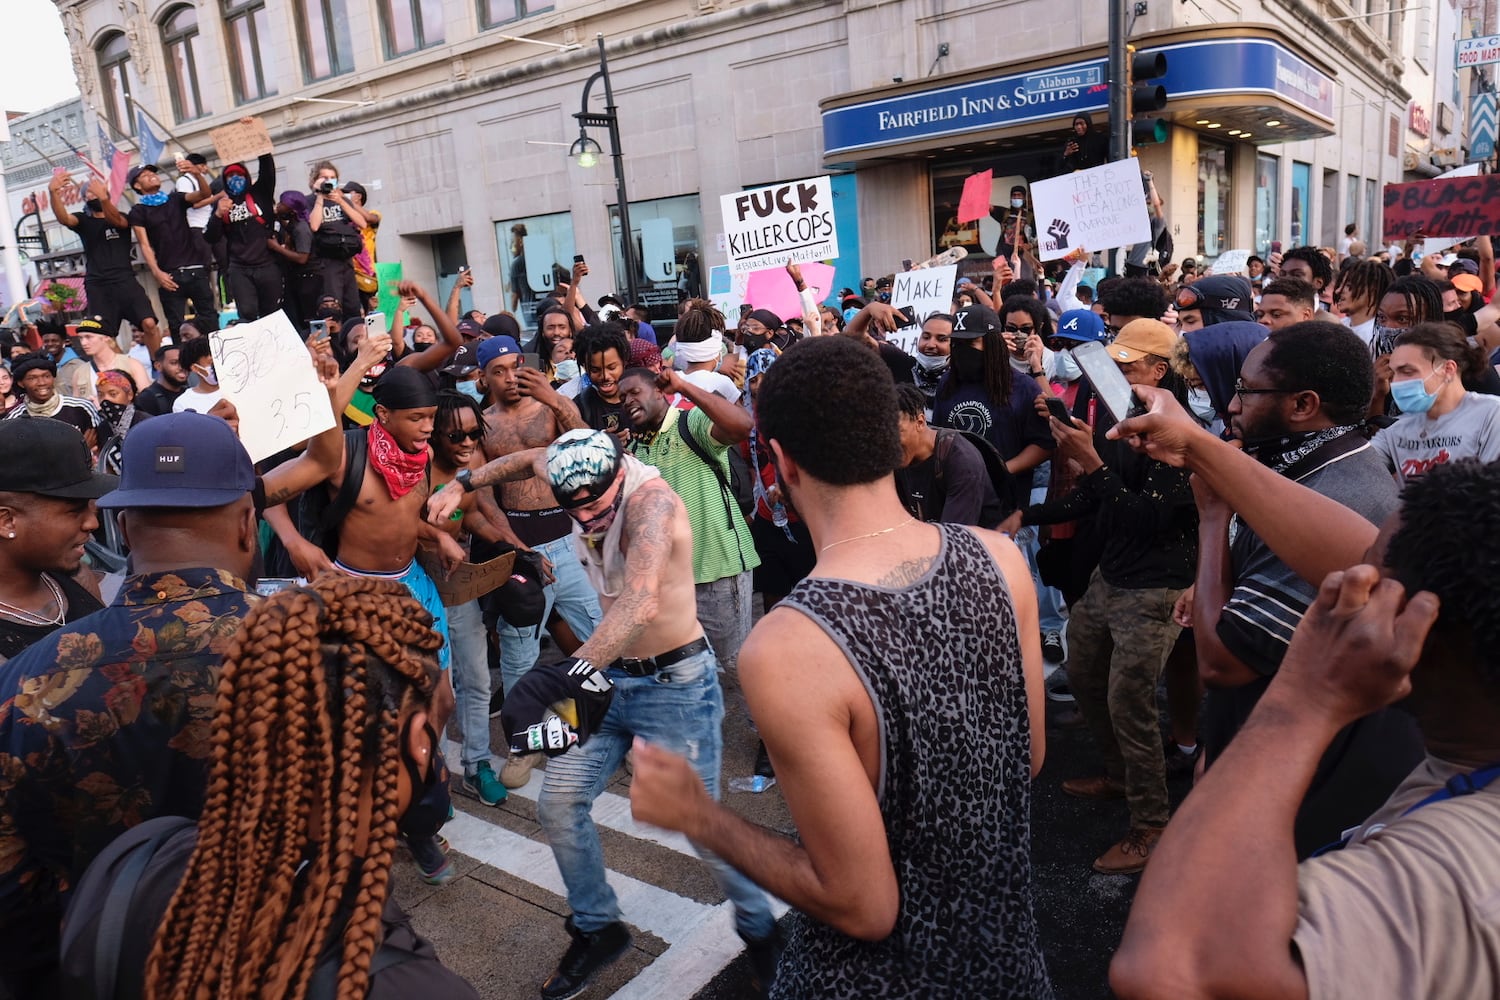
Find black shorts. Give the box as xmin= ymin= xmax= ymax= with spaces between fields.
xmin=749 ymin=515 xmax=816 ymax=599
xmin=85 ymin=277 xmax=156 ymax=333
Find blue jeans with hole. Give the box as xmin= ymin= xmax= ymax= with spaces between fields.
xmin=536 ymin=647 xmax=776 ymax=940
xmin=498 ymin=534 xmax=602 ymax=695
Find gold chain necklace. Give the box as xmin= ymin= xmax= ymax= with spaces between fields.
xmin=819 ymin=517 xmax=917 ymax=554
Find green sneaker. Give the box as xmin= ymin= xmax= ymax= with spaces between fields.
xmin=463 ymin=760 xmax=508 ymax=806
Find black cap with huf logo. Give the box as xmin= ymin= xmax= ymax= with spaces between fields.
xmin=96 ymin=412 xmax=255 ymax=509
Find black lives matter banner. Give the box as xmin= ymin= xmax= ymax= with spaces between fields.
xmin=1382 ymin=175 xmax=1500 ymax=242
xmin=720 ymin=176 xmax=839 ymax=276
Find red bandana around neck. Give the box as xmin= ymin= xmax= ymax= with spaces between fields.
xmin=367 ymin=421 xmax=428 ymax=499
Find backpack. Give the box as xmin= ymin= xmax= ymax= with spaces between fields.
xmin=933 ymin=428 xmax=1015 ymax=525
xmin=674 ymin=413 xmax=755 ymax=519
xmin=293 ymin=427 xmax=369 ymax=557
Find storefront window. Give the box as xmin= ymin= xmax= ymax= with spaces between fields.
xmin=608 ymin=194 xmax=702 ymax=333
xmin=1197 ymin=142 xmax=1231 ymax=259
xmin=1291 ymin=162 xmax=1311 ymax=247
xmin=1365 ymin=179 xmax=1378 ymax=252
xmin=932 ymin=154 xmax=1044 ymax=279
xmin=495 ymin=212 xmax=576 ymax=330
xmin=1254 ymin=154 xmax=1279 ymax=257
xmin=1345 ymin=175 xmax=1359 ymax=239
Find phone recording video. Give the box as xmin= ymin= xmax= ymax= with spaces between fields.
xmin=1071 ymin=341 xmax=1145 ymax=426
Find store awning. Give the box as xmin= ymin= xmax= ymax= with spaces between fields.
xmin=820 ymin=25 xmax=1338 ymax=166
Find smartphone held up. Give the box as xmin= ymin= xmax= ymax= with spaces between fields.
xmin=1070 ymin=340 xmax=1146 ymax=426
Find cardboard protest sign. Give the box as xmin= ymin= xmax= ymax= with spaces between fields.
xmin=958 ymin=170 xmax=994 ymax=224
xmin=208 ymin=310 xmax=336 ymax=464
xmin=720 ymin=176 xmax=838 ymax=275
xmin=1209 ymin=249 xmax=1251 ymax=275
xmin=744 ymin=262 xmax=836 ymax=322
xmin=886 ymin=264 xmax=958 ymax=355
xmin=417 ymin=550 xmax=517 ymax=607
xmin=1030 ymin=159 xmax=1152 ymax=261
xmin=1409 ymin=165 xmax=1481 ymax=256
xmin=1382 ymin=173 xmax=1500 ymax=242
xmin=209 ymin=117 xmax=273 ymax=166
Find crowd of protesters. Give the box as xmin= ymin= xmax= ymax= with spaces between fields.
xmin=0 ymin=136 xmax=1497 ymax=1000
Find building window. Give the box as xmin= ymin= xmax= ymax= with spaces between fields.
xmin=1254 ymin=153 xmax=1280 ymax=258
xmin=607 ymin=194 xmax=703 ymax=333
xmin=1345 ymin=175 xmax=1359 ymax=240
xmin=496 ymin=212 xmax=576 ymax=329
xmin=382 ymin=0 xmax=445 ymax=56
xmin=224 ymin=0 xmax=276 ymax=103
xmin=1197 ymin=141 xmax=1231 ymax=258
xmin=296 ymin=0 xmax=355 ymax=83
xmin=160 ymin=6 xmax=208 ymax=122
xmin=1365 ymin=178 xmax=1379 ymax=251
xmin=96 ymin=31 xmax=134 ymax=136
xmin=1291 ymin=162 xmax=1311 ymax=247
xmin=480 ymin=0 xmax=553 ymax=29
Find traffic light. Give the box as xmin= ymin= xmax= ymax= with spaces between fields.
xmin=1127 ymin=46 xmax=1168 ymax=150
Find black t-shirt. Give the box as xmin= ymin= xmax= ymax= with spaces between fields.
xmin=134 ymin=381 xmax=185 ymax=416
xmin=575 ymin=386 xmax=628 ymax=437
xmin=67 ymin=214 xmax=135 ymax=283
xmin=126 ymin=191 xmax=207 ymax=271
xmin=877 ymin=342 xmax=916 ymax=385
xmin=0 ymin=572 xmax=103 ymax=666
xmin=895 ymin=430 xmax=1004 ymax=529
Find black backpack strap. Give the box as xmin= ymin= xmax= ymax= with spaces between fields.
xmin=92 ymin=817 xmax=194 ymax=1000
xmin=321 ymin=427 xmax=369 ymax=535
xmin=673 ymin=414 xmax=749 ymax=571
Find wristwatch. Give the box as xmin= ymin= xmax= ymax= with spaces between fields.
xmin=1029 ymin=368 xmax=1046 ymax=378
xmin=455 ymin=468 xmax=475 ymax=493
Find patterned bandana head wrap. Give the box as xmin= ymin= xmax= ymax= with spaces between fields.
xmin=367 ymin=420 xmax=428 ymax=499
xmin=546 ymin=429 xmax=621 ymax=509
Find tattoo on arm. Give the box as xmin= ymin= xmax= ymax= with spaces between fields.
xmin=552 ymin=397 xmax=587 ymax=432
xmin=471 ymin=447 xmax=543 ymax=489
xmin=574 ymin=486 xmax=678 ymax=666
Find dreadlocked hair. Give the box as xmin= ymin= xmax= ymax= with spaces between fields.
xmin=1338 ymin=258 xmax=1393 ymax=315
xmin=1384 ymin=275 xmax=1444 ymax=326
xmin=675 ymin=299 xmax=726 ymax=344
xmin=144 ymin=574 xmax=442 ymax=1000
xmin=437 ymin=388 xmax=486 ymax=435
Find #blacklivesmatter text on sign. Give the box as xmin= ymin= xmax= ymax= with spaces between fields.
xmin=1381 ymin=174 xmax=1500 ymax=242
xmin=720 ymin=176 xmax=839 ymax=275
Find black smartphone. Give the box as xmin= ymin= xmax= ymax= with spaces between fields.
xmin=894 ymin=305 xmax=917 ymax=327
xmin=1044 ymin=396 xmax=1071 ymax=423
xmin=573 ymin=254 xmax=585 ymax=265
xmin=522 ymin=352 xmax=540 ymax=371
xmin=1072 ymin=341 xmax=1145 ymax=425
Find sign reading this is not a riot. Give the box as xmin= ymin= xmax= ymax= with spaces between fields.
xmin=720 ymin=176 xmax=839 ymax=275
xmin=1030 ymin=159 xmax=1153 ymax=262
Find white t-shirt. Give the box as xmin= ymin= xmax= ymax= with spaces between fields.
xmin=679 ymin=369 xmax=740 ymax=404
xmin=177 ymin=174 xmax=212 ymax=229
xmin=1372 ymin=391 xmax=1500 ymax=484
xmin=173 ymin=387 xmax=224 ymax=413
xmin=1345 ymin=316 xmax=1375 ymax=350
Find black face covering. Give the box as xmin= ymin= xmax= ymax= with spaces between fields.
xmin=396 ymin=716 xmax=450 ymax=840
xmin=86 ymin=198 xmax=103 ymax=214
xmin=950 ymin=344 xmax=986 ymax=382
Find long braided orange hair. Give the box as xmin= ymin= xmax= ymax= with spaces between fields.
xmin=143 ymin=573 xmax=443 ymax=1000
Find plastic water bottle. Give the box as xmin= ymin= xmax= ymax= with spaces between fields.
xmin=729 ymin=776 xmax=777 ymax=793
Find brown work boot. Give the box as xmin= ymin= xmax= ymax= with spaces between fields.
xmin=1092 ymin=826 xmax=1165 ymax=875
xmin=1062 ymin=775 xmax=1126 ymax=799
xmin=500 ymin=750 xmax=541 ymax=789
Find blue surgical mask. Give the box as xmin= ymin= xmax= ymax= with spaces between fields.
xmin=225 ymin=174 xmax=248 ymax=197
xmin=1053 ymin=350 xmax=1082 ymax=383
xmin=456 ymin=379 xmax=485 ymax=403
xmin=1390 ymin=369 xmax=1441 ymax=414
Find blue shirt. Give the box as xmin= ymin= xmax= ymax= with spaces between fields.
xmin=0 ymin=567 xmax=257 ymax=996
xmin=932 ymin=370 xmax=1054 ymax=508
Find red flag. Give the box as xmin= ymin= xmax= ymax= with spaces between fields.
xmin=957 ymin=169 xmax=994 ymax=225
xmin=107 ymin=151 xmax=129 ymax=202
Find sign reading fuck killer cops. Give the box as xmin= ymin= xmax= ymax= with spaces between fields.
xmin=720 ymin=176 xmax=839 ymax=275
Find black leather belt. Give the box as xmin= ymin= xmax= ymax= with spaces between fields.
xmin=610 ymin=637 xmax=711 ymax=677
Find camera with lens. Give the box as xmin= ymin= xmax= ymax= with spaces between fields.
xmin=318 ymin=179 xmax=336 ymax=194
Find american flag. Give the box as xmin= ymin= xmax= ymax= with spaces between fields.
xmin=97 ymin=120 xmax=129 ymax=202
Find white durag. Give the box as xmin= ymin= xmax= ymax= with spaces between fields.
xmin=572 ymin=454 xmax=662 ymax=599
xmin=674 ymin=331 xmax=723 ymax=364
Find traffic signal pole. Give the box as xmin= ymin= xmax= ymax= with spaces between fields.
xmin=1109 ymin=0 xmax=1130 ymax=162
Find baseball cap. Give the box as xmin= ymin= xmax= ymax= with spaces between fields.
xmin=476 ymin=335 xmax=521 ymax=369
xmin=97 ymin=412 xmax=256 ymax=509
xmin=1435 ymin=253 xmax=1459 ymax=267
xmin=456 ymin=318 xmax=484 ymax=339
xmin=1053 ymin=309 xmax=1108 ymax=343
xmin=500 ymin=658 xmax=615 ymax=757
xmin=0 ymin=420 xmax=117 ymax=498
xmin=1452 ymin=273 xmax=1484 ymax=294
xmin=125 ymin=164 xmax=159 ymax=190
xmin=950 ymin=303 xmax=1002 ymax=340
xmin=482 ymin=314 xmax=522 ymax=340
xmin=546 ymin=429 xmax=621 ymax=510
xmin=75 ymin=316 xmax=107 ymax=336
xmin=441 ymin=343 xmax=479 ymax=376
xmin=1108 ymin=319 xmax=1179 ymax=363
xmin=1450 ymin=258 xmax=1481 ymax=278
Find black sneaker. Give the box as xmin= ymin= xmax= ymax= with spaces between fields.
xmin=740 ymin=925 xmax=784 ymax=996
xmin=753 ymin=740 xmax=775 ymax=778
xmin=541 ymin=917 xmax=631 ymax=1000
xmin=1041 ymin=629 xmax=1065 ymax=664
xmin=1044 ymin=675 xmax=1075 ymax=703
xmin=1164 ymin=739 xmax=1202 ymax=779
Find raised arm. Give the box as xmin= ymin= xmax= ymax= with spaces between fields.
xmin=260 ymin=340 xmax=350 ymax=507
xmin=446 ymin=269 xmax=473 ymax=323
xmin=396 ymin=282 xmax=463 ymax=373
xmin=178 ymin=158 xmax=213 ymax=207
xmin=659 ymin=369 xmax=751 ymax=445
xmin=48 ymin=173 xmax=79 ymax=228
xmin=787 ymin=263 xmax=823 ymax=336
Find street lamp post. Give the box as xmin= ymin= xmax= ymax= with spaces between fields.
xmin=572 ymin=33 xmax=640 ymax=306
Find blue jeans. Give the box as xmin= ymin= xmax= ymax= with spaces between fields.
xmin=536 ymin=648 xmax=776 ymax=940
xmin=694 ymin=570 xmax=753 ymax=678
xmin=447 ymin=598 xmax=492 ymax=770
xmin=498 ymin=535 xmax=602 ymax=695
xmin=1020 ymin=472 xmax=1067 ymax=634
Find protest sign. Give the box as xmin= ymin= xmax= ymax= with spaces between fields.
xmin=887 ymin=264 xmax=957 ymax=354
xmin=744 ymin=262 xmax=836 ymax=322
xmin=708 ymin=265 xmax=747 ymax=322
xmin=417 ymin=550 xmax=517 ymax=606
xmin=1382 ymin=173 xmax=1500 ymax=241
xmin=1209 ymin=249 xmax=1251 ymax=275
xmin=720 ymin=176 xmax=838 ymax=275
xmin=1408 ymin=165 xmax=1481 ymax=256
xmin=374 ymin=261 xmax=404 ymax=320
xmin=209 ymin=117 xmax=273 ymax=166
xmin=209 ymin=310 xmax=335 ymax=464
xmin=957 ymin=170 xmax=994 ymax=224
xmin=1030 ymin=159 xmax=1151 ymax=261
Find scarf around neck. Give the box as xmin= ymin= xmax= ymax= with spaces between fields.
xmin=367 ymin=421 xmax=428 ymax=499
xmin=25 ymin=392 xmax=64 ymax=419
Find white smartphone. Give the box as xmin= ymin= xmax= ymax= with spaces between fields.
xmin=363 ymin=312 xmax=386 ymax=335
xmin=1071 ymin=340 xmax=1145 ymax=425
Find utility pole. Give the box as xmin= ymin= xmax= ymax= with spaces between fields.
xmin=1108 ymin=0 xmax=1130 ymax=162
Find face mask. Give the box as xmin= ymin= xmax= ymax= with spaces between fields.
xmin=1053 ymin=350 xmax=1082 ymax=382
xmin=197 ymin=365 xmax=219 ymax=387
xmin=1187 ymin=385 xmax=1218 ymax=423
xmin=1390 ymin=369 xmax=1442 ymax=414
xmin=86 ymin=198 xmax=103 ymax=214
xmin=1371 ymin=324 xmax=1406 ymax=358
xmin=951 ymin=348 xmax=986 ymax=382
xmin=225 ymin=174 xmax=248 ymax=197
xmin=456 ymin=379 xmax=485 ymax=403
xmin=138 ymin=192 xmax=169 ymax=207
xmin=913 ymin=351 xmax=948 ymax=371
xmin=1011 ymin=198 xmax=1024 ymax=209
xmin=396 ymin=717 xmax=451 ymax=840
xmin=578 ymin=486 xmax=626 ymax=543
xmin=554 ymin=359 xmax=580 ymax=381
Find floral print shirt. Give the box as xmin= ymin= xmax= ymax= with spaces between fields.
xmin=0 ymin=568 xmax=257 ymax=995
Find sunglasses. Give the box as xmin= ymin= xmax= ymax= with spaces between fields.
xmin=1174 ymin=287 xmax=1204 ymax=310
xmin=1002 ymin=323 xmax=1035 ymax=335
xmin=443 ymin=428 xmax=483 ymax=444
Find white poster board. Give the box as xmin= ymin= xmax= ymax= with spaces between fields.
xmin=1031 ymin=159 xmax=1152 ymax=261
xmin=523 ymin=231 xmax=556 ymax=294
xmin=209 ymin=310 xmax=336 ymax=464
xmin=720 ymin=176 xmax=839 ymax=275
xmin=886 ymin=264 xmax=957 ymax=355
xmin=639 ymin=217 xmax=677 ymax=284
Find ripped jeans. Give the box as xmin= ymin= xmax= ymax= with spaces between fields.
xmin=536 ymin=646 xmax=775 ymax=940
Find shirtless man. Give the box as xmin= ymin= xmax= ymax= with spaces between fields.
xmin=75 ymin=316 xmax=149 ymax=391
xmin=493 ymin=429 xmax=779 ymax=1000
xmin=473 ymin=334 xmax=601 ymax=786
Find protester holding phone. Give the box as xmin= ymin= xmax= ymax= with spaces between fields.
xmin=1000 ymin=318 xmax=1197 ymax=876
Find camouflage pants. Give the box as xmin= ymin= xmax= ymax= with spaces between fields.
xmin=1065 ymin=569 xmax=1184 ymax=828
